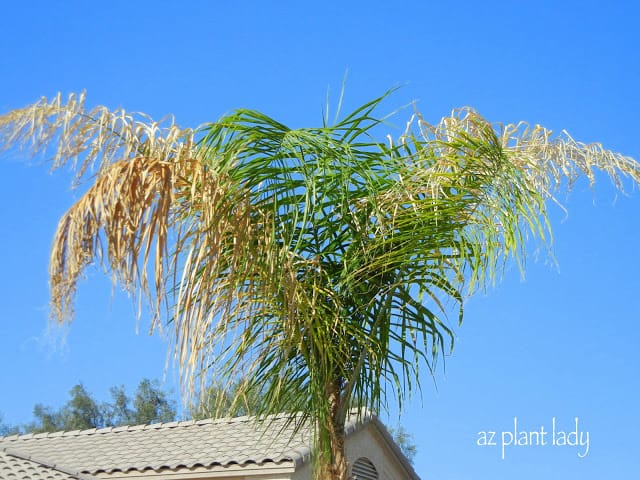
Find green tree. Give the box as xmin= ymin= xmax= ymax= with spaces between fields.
xmin=131 ymin=379 xmax=176 ymax=425
xmin=63 ymin=384 xmax=104 ymax=430
xmin=19 ymin=379 xmax=176 ymax=434
xmin=190 ymin=380 xmax=264 ymax=420
xmin=1 ymin=92 xmax=638 ymax=479
xmin=24 ymin=384 xmax=103 ymax=433
xmin=105 ymin=385 xmax=135 ymax=426
xmin=26 ymin=404 xmax=64 ymax=433
xmin=386 ymin=425 xmax=417 ymax=464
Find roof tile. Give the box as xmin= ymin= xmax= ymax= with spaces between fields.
xmin=0 ymin=414 xmax=320 ymax=475
xmin=0 ymin=449 xmax=88 ymax=480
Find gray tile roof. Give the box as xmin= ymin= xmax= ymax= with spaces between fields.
xmin=0 ymin=448 xmax=90 ymax=480
xmin=0 ymin=414 xmax=317 ymax=475
xmin=0 ymin=412 xmax=422 ymax=479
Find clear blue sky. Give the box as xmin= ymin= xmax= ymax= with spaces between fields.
xmin=0 ymin=1 xmax=638 ymax=478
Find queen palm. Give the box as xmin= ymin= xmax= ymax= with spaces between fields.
xmin=1 ymin=91 xmax=638 ymax=479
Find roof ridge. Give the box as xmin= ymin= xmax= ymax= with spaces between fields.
xmin=0 ymin=411 xmax=309 ymax=441
xmin=1 ymin=446 xmax=94 ymax=480
xmin=367 ymin=417 xmax=421 ymax=480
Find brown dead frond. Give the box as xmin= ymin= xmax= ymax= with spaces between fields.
xmin=50 ymin=157 xmax=177 ymax=325
xmin=408 ymin=108 xmax=640 ymax=199
xmin=3 ymin=94 xmax=302 ymax=402
xmin=0 ymin=92 xmax=194 ymax=183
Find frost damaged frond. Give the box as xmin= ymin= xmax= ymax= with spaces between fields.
xmin=398 ymin=107 xmax=640 ymax=294
xmin=168 ymin=168 xmax=273 ymax=398
xmin=48 ymin=151 xmax=269 ymax=339
xmin=410 ymin=107 xmax=640 ymax=198
xmin=50 ymin=157 xmax=177 ymax=325
xmin=0 ymin=92 xmax=195 ymax=182
xmin=47 ymin=145 xmax=279 ymax=400
xmin=498 ymin=120 xmax=640 ymax=195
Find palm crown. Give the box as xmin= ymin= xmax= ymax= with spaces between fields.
xmin=1 ymin=90 xmax=637 ymax=479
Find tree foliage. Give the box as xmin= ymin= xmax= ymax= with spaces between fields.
xmin=4 ymin=379 xmax=177 ymax=434
xmin=1 ymin=90 xmax=638 ymax=479
xmin=386 ymin=425 xmax=417 ymax=464
xmin=189 ymin=380 xmax=264 ymax=420
xmin=131 ymin=379 xmax=177 ymax=425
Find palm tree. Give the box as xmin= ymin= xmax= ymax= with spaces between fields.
xmin=1 ymin=91 xmax=638 ymax=479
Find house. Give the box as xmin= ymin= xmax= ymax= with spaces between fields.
xmin=0 ymin=411 xmax=420 ymax=480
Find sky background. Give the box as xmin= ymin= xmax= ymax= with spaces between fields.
xmin=0 ymin=1 xmax=638 ymax=478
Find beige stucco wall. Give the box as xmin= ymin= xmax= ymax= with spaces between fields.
xmin=345 ymin=424 xmax=417 ymax=480
xmin=288 ymin=423 xmax=418 ymax=480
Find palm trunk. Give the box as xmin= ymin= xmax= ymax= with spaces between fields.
xmin=316 ymin=380 xmax=348 ymax=480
